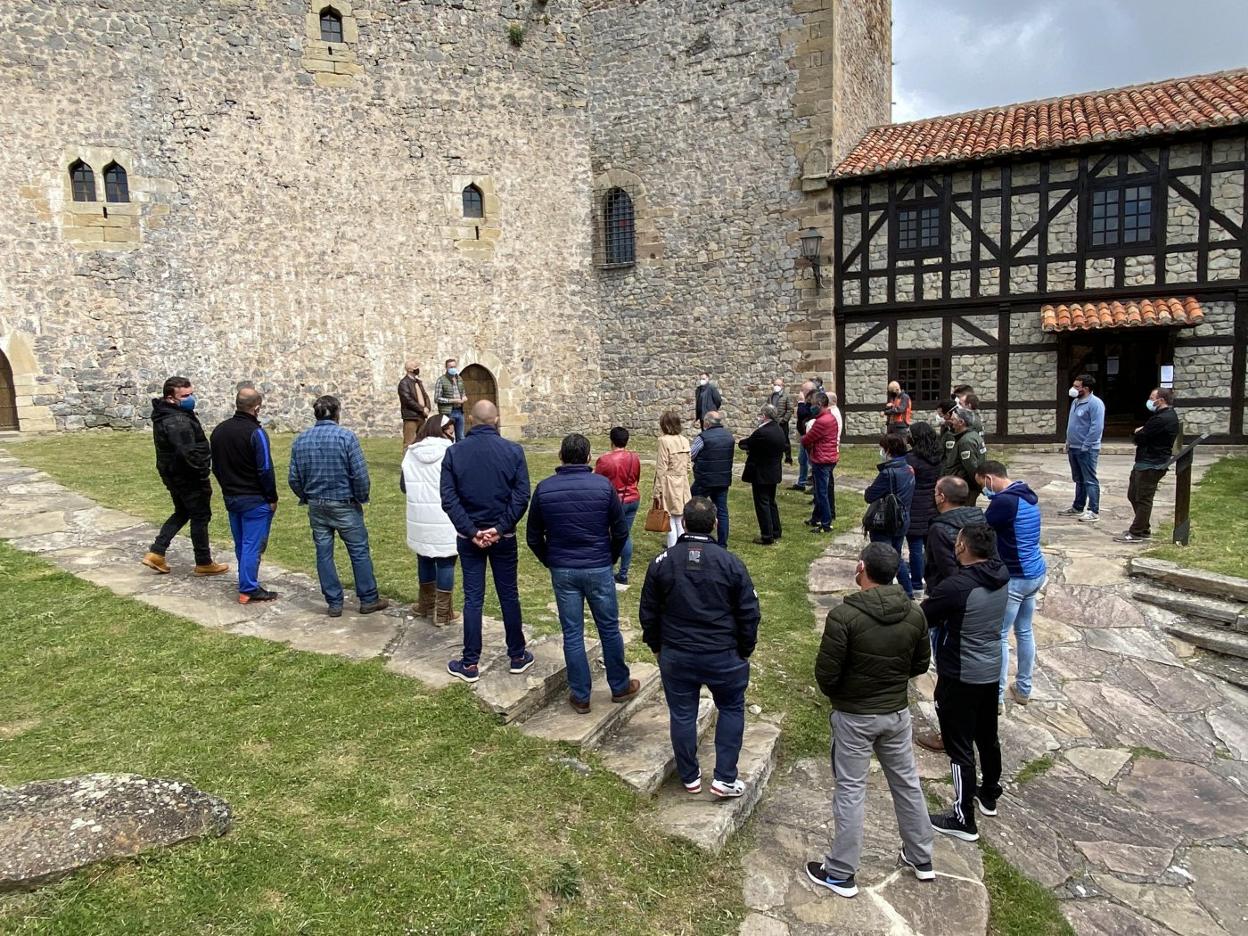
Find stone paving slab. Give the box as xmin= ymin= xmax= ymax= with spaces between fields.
xmin=474 ymin=634 xmax=597 ymax=724
xmin=518 ymin=662 xmax=660 ymax=749
xmin=595 ymin=694 xmax=716 ymax=795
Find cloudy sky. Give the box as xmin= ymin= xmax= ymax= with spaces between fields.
xmin=892 ymin=0 xmax=1248 ymax=122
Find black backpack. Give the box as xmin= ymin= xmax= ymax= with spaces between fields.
xmin=863 ymin=465 xmax=906 ymax=536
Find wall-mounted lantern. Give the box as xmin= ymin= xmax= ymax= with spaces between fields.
xmin=799 ymin=227 xmax=824 ymax=290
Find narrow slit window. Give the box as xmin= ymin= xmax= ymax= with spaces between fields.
xmin=462 ymin=184 xmax=484 ymax=219
xmin=319 ymin=7 xmax=344 ymax=43
xmin=69 ymin=160 xmax=95 ymax=202
xmin=103 ymin=162 xmax=129 ymax=203
xmin=603 ymin=188 xmax=635 ymax=266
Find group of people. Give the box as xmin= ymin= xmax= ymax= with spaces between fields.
xmin=141 ymin=364 xmax=1187 ymax=899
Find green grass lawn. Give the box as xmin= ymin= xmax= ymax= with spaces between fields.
xmin=3 ymin=430 xmax=1069 ymax=934
xmin=1147 ymin=456 xmax=1248 ymax=578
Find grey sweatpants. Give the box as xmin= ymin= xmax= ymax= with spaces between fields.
xmin=824 ymin=708 xmax=934 ymax=877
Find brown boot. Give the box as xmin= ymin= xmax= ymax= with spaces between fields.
xmin=414 ymin=582 xmax=436 ymax=619
xmin=142 ymin=552 xmax=171 ymax=574
xmin=193 ymin=561 xmax=229 ymax=576
xmin=915 ymin=730 xmax=945 ymax=753
xmin=434 ymin=589 xmax=460 ymax=627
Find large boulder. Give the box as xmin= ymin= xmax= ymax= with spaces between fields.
xmin=0 ymin=773 xmax=231 ymax=891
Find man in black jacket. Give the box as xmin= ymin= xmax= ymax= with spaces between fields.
xmin=640 ymin=497 xmax=760 ymax=799
xmin=922 ymin=524 xmax=1010 ymax=843
xmin=1116 ymin=388 xmax=1181 ymax=544
xmin=806 ymin=543 xmax=933 ymax=899
xmin=738 ymin=405 xmax=787 ymax=545
xmin=695 ymin=371 xmax=721 ymax=429
xmin=143 ymin=376 xmax=229 ymax=577
xmin=690 ymin=411 xmax=734 ymax=547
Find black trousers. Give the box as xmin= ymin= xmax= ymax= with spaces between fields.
xmin=934 ymin=675 xmax=1002 ymax=823
xmin=1127 ymin=467 xmax=1167 ymax=537
xmin=751 ymin=483 xmax=781 ymax=542
xmin=780 ymin=420 xmax=793 ymax=464
xmin=151 ymin=482 xmax=214 ymax=565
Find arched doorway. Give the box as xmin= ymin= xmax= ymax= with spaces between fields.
xmin=0 ymin=351 xmax=19 ymax=431
xmin=460 ymin=364 xmax=498 ymax=413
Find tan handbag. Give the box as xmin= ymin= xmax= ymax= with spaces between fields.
xmin=644 ymin=493 xmax=671 ymax=533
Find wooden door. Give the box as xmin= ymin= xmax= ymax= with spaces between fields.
xmin=460 ymin=364 xmax=497 ymax=413
xmin=0 ymin=352 xmax=18 ymax=431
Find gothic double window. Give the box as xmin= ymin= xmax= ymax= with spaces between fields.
xmin=69 ymin=160 xmax=130 ymax=203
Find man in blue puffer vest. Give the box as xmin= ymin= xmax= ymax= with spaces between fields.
xmin=528 ymin=433 xmax=639 ymax=714
xmin=975 ymin=460 xmax=1048 ymax=708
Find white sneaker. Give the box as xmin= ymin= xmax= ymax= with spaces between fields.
xmin=710 ymin=778 xmax=746 ymax=798
xmin=614 ymin=582 xmax=628 ymax=592
xmin=1079 ymin=510 xmax=1099 ymax=523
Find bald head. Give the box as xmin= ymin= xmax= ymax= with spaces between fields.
xmin=235 ymin=387 xmax=263 ymax=414
xmin=469 ymin=400 xmax=498 ymax=426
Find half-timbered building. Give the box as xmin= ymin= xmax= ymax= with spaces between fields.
xmin=830 ymin=69 xmax=1248 ymax=443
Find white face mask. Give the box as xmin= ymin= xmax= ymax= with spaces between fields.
xmin=773 ymin=385 xmax=782 ymax=393
xmin=1068 ymin=386 xmax=1080 ymax=398
xmin=698 ymin=378 xmax=708 ymax=387
xmin=879 ymin=448 xmax=889 ymax=460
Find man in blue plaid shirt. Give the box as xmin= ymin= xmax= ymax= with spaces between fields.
xmin=289 ymin=395 xmax=389 ymax=617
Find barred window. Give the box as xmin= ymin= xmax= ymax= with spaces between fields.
xmin=897 ymin=205 xmax=941 ymax=254
xmin=896 ymin=355 xmax=944 ymax=408
xmin=319 ymin=6 xmax=343 ymax=43
xmin=69 ymin=160 xmax=95 ymax=202
xmin=462 ymin=184 xmax=483 ymax=219
xmin=1090 ymin=181 xmax=1153 ymax=248
xmin=103 ymin=162 xmax=129 ymax=203
xmin=602 ymin=187 xmax=635 ymax=267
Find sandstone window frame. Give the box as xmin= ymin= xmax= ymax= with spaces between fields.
xmin=69 ymin=160 xmax=95 ymax=202
xmin=302 ymin=0 xmax=361 ymax=86
xmin=60 ymin=146 xmax=146 ymax=249
xmin=450 ymin=175 xmax=501 ymax=257
xmin=592 ymin=168 xmax=662 ymax=271
xmin=103 ymin=162 xmax=130 ymax=203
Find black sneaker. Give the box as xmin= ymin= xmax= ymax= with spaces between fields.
xmin=790 ymin=483 xmax=807 ymax=491
xmin=328 ymin=606 xmax=343 ymax=618
xmin=975 ymin=794 xmax=998 ymax=817
xmin=898 ymin=850 xmax=936 ymax=881
xmin=805 ymin=862 xmax=858 ymax=898
xmin=930 ymin=809 xmax=979 ymax=842
xmin=238 ymin=588 xmax=278 ymax=604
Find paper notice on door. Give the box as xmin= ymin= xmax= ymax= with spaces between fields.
xmin=1160 ymin=365 xmax=1174 ymax=388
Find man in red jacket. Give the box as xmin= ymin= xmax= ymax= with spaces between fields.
xmin=803 ymin=392 xmax=840 ymax=534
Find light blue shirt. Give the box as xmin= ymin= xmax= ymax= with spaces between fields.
xmin=1066 ymin=393 xmax=1105 ymax=451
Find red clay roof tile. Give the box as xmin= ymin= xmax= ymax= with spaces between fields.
xmin=1040 ymin=298 xmax=1205 ymax=332
xmin=833 ymin=69 xmax=1248 ymax=179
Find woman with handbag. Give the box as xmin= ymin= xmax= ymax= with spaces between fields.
xmin=862 ymin=433 xmax=917 ymax=597
xmin=653 ymin=410 xmax=692 ymax=547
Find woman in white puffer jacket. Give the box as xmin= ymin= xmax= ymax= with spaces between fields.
xmin=401 ymin=415 xmax=460 ymax=625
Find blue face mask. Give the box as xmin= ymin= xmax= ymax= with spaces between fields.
xmin=177 ymin=394 xmax=197 ymax=412
xmin=1145 ymin=399 xmax=1157 ymax=412
xmin=447 ymin=368 xmax=459 ymax=377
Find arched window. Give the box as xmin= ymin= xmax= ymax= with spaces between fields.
xmin=603 ymin=188 xmax=635 ymax=266
xmin=69 ymin=160 xmax=95 ymax=202
xmin=462 ymin=184 xmax=484 ymax=219
xmin=103 ymin=162 xmax=130 ymax=203
xmin=319 ymin=6 xmax=343 ymax=43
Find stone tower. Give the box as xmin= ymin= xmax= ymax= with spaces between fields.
xmin=0 ymin=0 xmax=890 ymax=436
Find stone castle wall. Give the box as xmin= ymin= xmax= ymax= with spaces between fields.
xmin=0 ymin=0 xmax=893 ymax=437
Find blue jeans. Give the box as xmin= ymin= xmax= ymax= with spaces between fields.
xmin=797 ymin=445 xmax=809 ymax=486
xmin=457 ymin=535 xmax=525 ymax=666
xmin=617 ymin=500 xmax=640 ymax=580
xmin=693 ymin=483 xmax=729 ymax=547
xmin=308 ymin=501 xmax=379 ymax=607
xmin=659 ymin=646 xmax=750 ymax=785
xmin=810 ymin=462 xmax=835 ymax=527
xmin=227 ymin=501 xmax=273 ymax=594
xmin=449 ymin=409 xmax=465 ymax=442
xmin=869 ymin=532 xmax=914 ymax=597
xmin=1068 ymin=449 xmax=1101 ymax=513
xmin=550 ymin=565 xmax=631 ymax=702
xmin=905 ymin=534 xmax=926 ymax=591
xmin=418 ymin=554 xmax=457 ymax=591
xmin=1000 ymin=574 xmax=1046 ymax=701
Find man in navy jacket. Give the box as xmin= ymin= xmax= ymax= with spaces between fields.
xmin=440 ymin=401 xmax=534 ymax=683
xmin=527 ymin=434 xmax=638 ymax=713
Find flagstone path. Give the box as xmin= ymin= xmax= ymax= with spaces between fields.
xmin=742 ymin=451 xmax=1248 ymax=936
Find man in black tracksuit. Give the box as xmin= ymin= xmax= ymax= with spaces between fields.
xmin=640 ymin=497 xmax=760 ymax=799
xmin=142 ymin=375 xmax=228 ymax=576
xmin=921 ymin=523 xmax=1010 ymax=842
xmin=1116 ymin=387 xmax=1182 ymax=544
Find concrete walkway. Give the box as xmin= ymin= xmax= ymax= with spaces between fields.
xmin=742 ymin=451 xmax=1248 ymax=936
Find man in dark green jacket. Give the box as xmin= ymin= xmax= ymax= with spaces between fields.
xmin=942 ymin=405 xmax=987 ymax=504
xmin=805 ymin=543 xmax=934 ymax=899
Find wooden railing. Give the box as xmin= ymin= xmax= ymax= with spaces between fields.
xmin=1167 ymin=432 xmax=1210 ymax=546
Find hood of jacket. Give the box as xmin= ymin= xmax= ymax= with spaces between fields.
xmin=410 ymin=436 xmax=452 ymax=464
xmin=998 ymin=480 xmax=1039 ymax=505
xmin=151 ymin=397 xmax=185 ymax=422
xmin=959 ymin=557 xmax=1011 ymax=590
xmin=842 ymin=584 xmax=916 ymax=625
xmin=930 ymin=505 xmax=986 ymax=530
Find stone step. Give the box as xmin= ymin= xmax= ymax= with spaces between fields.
xmin=1165 ymin=620 xmax=1248 ymax=662
xmin=474 ymin=635 xmax=599 ymax=724
xmin=1134 ymin=585 xmax=1248 ymax=631
xmin=1186 ymin=650 xmax=1248 ymax=691
xmin=383 ymin=616 xmax=510 ymax=687
xmin=652 ymin=719 xmax=781 ymax=853
xmin=1129 ymin=557 xmax=1248 ymax=604
xmin=517 ymin=662 xmax=660 ymax=750
xmin=595 ymin=694 xmax=717 ymax=796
